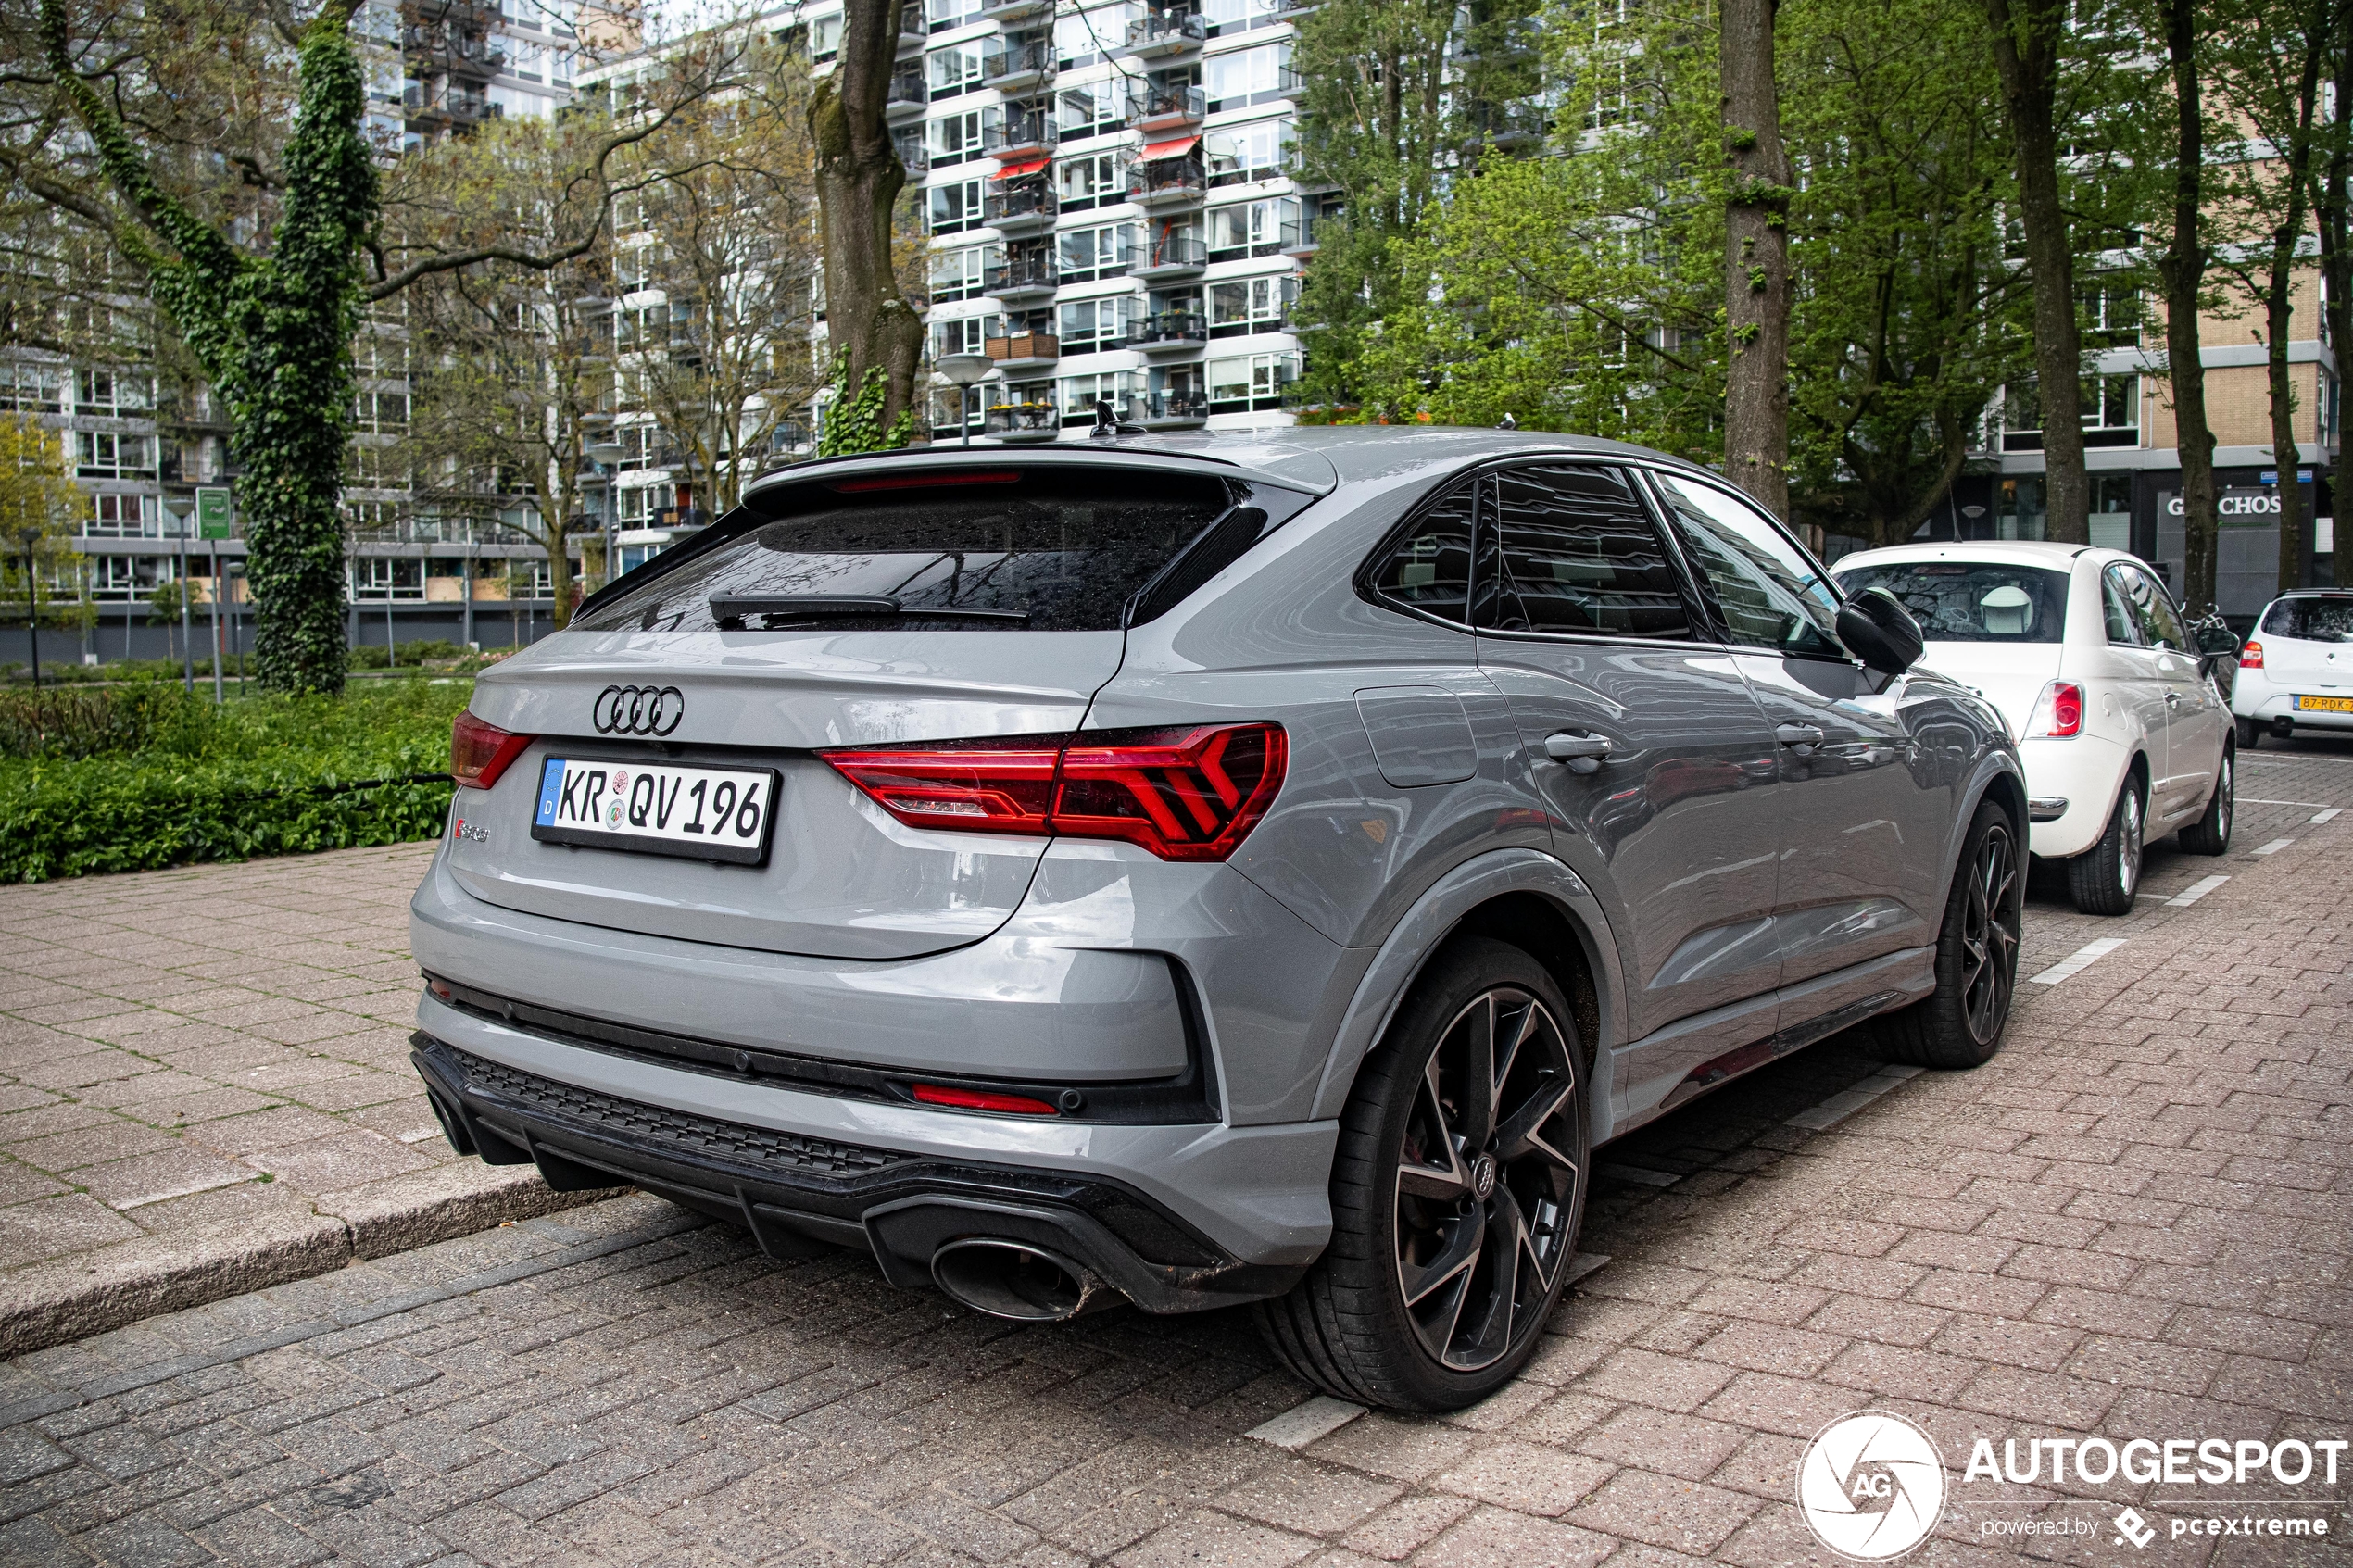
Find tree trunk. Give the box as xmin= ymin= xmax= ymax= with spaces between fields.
xmin=2264 ymin=18 xmax=2328 ymax=596
xmin=2317 ymin=3 xmax=2353 ymax=587
xmin=810 ymin=0 xmax=923 ymax=436
xmin=1982 ymin=0 xmax=2088 ymax=545
xmin=2158 ymin=0 xmax=2221 ymax=611
xmin=1722 ymin=0 xmax=1792 ymax=521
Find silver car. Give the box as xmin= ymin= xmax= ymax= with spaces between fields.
xmin=411 ymin=429 xmax=2024 ymax=1411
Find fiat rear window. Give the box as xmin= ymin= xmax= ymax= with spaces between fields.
xmin=1834 ymin=561 xmax=2071 ymax=644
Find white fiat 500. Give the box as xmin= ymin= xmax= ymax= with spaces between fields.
xmin=1834 ymin=542 xmax=2235 ymax=914
xmin=2231 ymin=590 xmax=2353 ymax=746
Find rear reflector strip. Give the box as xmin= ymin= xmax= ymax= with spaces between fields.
xmin=912 ymin=1083 xmax=1060 ymax=1116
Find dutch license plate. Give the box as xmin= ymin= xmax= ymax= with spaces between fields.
xmin=531 ymin=757 xmax=778 ymax=865
xmin=2294 ymin=694 xmax=2353 ymax=713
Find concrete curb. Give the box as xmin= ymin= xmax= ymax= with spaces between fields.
xmin=0 ymin=1166 xmax=625 ymax=1358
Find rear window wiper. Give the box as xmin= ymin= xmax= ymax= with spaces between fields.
xmin=708 ymin=593 xmax=1031 ymax=626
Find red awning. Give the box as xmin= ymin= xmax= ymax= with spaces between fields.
xmin=992 ymin=157 xmax=1050 ymax=181
xmin=1139 ymin=136 xmax=1201 ymax=163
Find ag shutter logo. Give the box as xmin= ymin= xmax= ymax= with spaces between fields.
xmin=1798 ymin=1411 xmax=1947 ymax=1561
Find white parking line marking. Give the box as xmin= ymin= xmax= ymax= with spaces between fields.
xmin=1247 ymin=1395 xmax=1367 ymax=1450
xmin=2166 ymin=875 xmax=2229 ymax=907
xmin=2239 ymin=797 xmax=2333 ymax=808
xmin=2252 ymin=838 xmax=2294 ymax=856
xmin=2313 ymin=808 xmax=2344 ymax=823
xmin=1784 ymin=1064 xmax=1922 ymax=1131
xmin=2029 ymin=937 xmax=2127 ymax=986
xmin=1597 ymin=1163 xmax=1680 ymax=1188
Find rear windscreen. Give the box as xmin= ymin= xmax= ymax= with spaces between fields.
xmin=2260 ymin=596 xmax=2353 ymax=640
xmin=1834 ymin=561 xmax=2071 ymax=644
xmin=574 ymin=467 xmax=1265 ymax=633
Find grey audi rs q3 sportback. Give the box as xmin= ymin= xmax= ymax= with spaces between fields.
xmin=411 ymin=427 xmax=2025 ymax=1411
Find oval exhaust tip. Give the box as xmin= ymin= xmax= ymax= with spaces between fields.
xmin=930 ymin=1238 xmax=1117 ymax=1322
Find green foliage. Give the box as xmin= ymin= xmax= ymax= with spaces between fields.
xmin=0 ymin=678 xmax=470 ymax=882
xmin=814 ymin=349 xmax=917 ymax=456
xmin=40 ymin=0 xmax=372 ymax=697
xmin=347 ymin=638 xmax=468 ymax=670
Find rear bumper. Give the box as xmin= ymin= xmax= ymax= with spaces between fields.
xmin=407 ymin=1001 xmax=1345 ymax=1307
xmin=2232 ymin=681 xmax=2353 ymax=730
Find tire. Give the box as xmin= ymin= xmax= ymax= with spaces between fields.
xmin=2067 ymin=775 xmax=2145 ymax=917
xmin=1254 ymin=936 xmax=1591 ymax=1411
xmin=2235 ymin=717 xmax=2264 ymax=750
xmin=1876 ymin=799 xmax=2023 ymax=1070
xmin=2177 ymin=745 xmax=2233 ymax=856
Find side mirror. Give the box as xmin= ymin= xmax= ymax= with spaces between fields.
xmin=1836 ymin=586 xmax=1925 ymax=677
xmin=2196 ymin=622 xmax=2238 ymax=657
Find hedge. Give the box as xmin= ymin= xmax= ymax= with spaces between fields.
xmin=0 ymin=680 xmax=471 ymax=883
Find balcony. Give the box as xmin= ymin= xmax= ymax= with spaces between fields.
xmin=898 ymin=10 xmax=926 ymax=52
xmin=984 ymin=182 xmax=1058 ymax=234
xmin=981 ymin=0 xmax=1053 ymax=19
xmin=1278 ymin=215 xmax=1327 ymax=257
xmin=1126 ymin=82 xmax=1204 ymax=133
xmin=1128 ymin=155 xmax=1206 ymax=209
xmin=981 ymin=37 xmax=1057 ymax=93
xmin=1138 ymin=387 xmax=1209 ymax=428
xmin=982 ymin=248 xmax=1060 ymax=300
xmin=1127 ymin=310 xmax=1208 ymax=352
xmin=1126 ymin=8 xmax=1205 ymax=57
xmin=986 ymin=331 xmax=1061 ymax=370
xmin=886 ymin=69 xmax=928 ymax=120
xmin=985 ymin=401 xmax=1061 ymax=442
xmin=1132 ymin=232 xmax=1207 ymax=280
xmin=895 ymin=132 xmax=931 ymax=175
xmin=1462 ymin=103 xmax=1548 ymax=157
xmin=984 ymin=109 xmax=1060 ymax=159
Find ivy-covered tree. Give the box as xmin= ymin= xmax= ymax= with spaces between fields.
xmin=8 ymin=0 xmax=725 ymax=693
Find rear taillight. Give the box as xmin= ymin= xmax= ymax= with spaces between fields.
xmin=450 ymin=710 xmax=534 ymax=789
xmin=823 ymin=721 xmax=1287 ymax=862
xmin=2027 ymin=681 xmax=2083 ymax=739
xmin=912 ymin=1083 xmax=1059 ymax=1115
xmin=2240 ymin=640 xmax=2264 ymax=669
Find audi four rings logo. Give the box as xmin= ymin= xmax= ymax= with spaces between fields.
xmin=593 ymin=685 xmax=685 ymax=736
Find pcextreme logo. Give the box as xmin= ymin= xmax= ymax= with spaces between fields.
xmin=1797 ymin=1411 xmax=1946 ymax=1561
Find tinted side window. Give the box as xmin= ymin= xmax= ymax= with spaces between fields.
xmin=2101 ymin=570 xmax=2142 ymax=644
xmin=1651 ymin=473 xmax=1844 ymax=659
xmin=1480 ymin=465 xmax=1692 ymax=638
xmin=1367 ymin=481 xmax=1475 ymax=626
xmin=2111 ymin=564 xmax=2185 ymax=652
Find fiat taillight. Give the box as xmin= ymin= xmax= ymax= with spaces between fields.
xmin=2026 ymin=681 xmax=2084 ymax=739
xmin=823 ymin=722 xmax=1287 ymax=862
xmin=450 ymin=710 xmax=534 ymax=789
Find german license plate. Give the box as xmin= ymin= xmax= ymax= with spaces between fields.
xmin=531 ymin=757 xmax=778 ymax=865
xmin=2294 ymin=694 xmax=2353 ymax=712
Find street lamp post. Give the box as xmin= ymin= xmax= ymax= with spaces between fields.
xmin=14 ymin=528 xmax=40 ymax=690
xmin=586 ymin=441 xmax=623 ymax=592
xmin=163 ymin=495 xmax=195 ymax=692
xmin=935 ymin=353 xmax=993 ymax=448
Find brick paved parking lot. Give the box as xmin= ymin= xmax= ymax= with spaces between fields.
xmin=0 ymin=743 xmax=2347 ymax=1566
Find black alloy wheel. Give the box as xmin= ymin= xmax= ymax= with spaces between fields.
xmin=1392 ymin=985 xmax=1581 ymax=1372
xmin=1956 ymin=815 xmax=2021 ymax=1049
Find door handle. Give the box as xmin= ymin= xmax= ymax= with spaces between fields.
xmin=1775 ymin=722 xmax=1825 ymax=749
xmin=1542 ymin=731 xmax=1614 ymax=773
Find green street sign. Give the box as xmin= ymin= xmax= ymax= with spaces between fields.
xmin=195 ymin=487 xmax=234 ymax=540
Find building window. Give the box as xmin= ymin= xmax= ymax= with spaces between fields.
xmin=930 ymin=108 xmax=984 ymax=166
xmin=1058 ymin=84 xmax=1124 ymax=141
xmin=0 ymin=361 xmax=64 ymax=413
xmin=1202 ymin=0 xmax=1285 ymax=36
xmin=1054 ymin=6 xmax=1136 ymax=68
xmin=930 ymin=245 xmax=988 ymax=303
xmin=928 ymin=178 xmax=985 ymax=235
xmin=1209 ymin=273 xmax=1296 ymax=337
xmin=1056 ymin=151 xmax=1126 ymax=213
xmin=76 ymin=369 xmax=152 ymax=414
xmin=1058 ymin=295 xmax=1139 ymax=352
xmin=86 ymin=493 xmax=156 ymax=538
xmin=75 ymin=431 xmax=154 ymax=479
xmin=1204 ymin=119 xmax=1290 ymax=186
xmin=1059 ymin=370 xmax=1138 ymax=423
xmin=1207 ymin=352 xmax=1296 ymax=412
xmin=353 ymin=389 xmax=409 ymax=436
xmin=1206 ymin=198 xmax=1296 ymax=261
xmin=2081 ymin=277 xmax=2142 ymax=348
xmin=1058 ymin=223 xmax=1134 ymax=282
xmin=618 ymin=483 xmax=673 ymax=528
xmin=931 ymin=313 xmax=992 ymax=358
xmin=929 ymin=43 xmax=983 ymax=99
xmin=1203 ymin=43 xmax=1291 ymax=111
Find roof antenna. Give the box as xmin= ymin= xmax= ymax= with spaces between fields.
xmin=1496 ymin=412 xmax=1517 ymax=431
xmin=1091 ymin=396 xmax=1142 ymax=438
